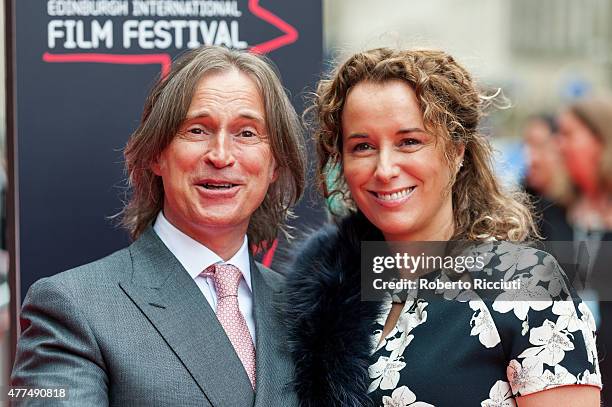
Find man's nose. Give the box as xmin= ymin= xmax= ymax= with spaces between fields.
xmin=374 ymin=148 xmax=400 ymax=183
xmin=205 ymin=131 xmax=236 ymax=168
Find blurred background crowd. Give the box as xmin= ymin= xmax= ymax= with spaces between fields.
xmin=1 ymin=0 xmax=612 ymax=400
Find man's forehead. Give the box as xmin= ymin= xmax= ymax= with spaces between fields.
xmin=191 ymin=68 xmax=258 ymax=93
xmin=185 ymin=71 xmax=264 ymax=108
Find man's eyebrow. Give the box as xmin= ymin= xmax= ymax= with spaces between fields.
xmin=185 ymin=111 xmax=211 ymax=120
xmin=236 ymin=112 xmax=265 ymax=124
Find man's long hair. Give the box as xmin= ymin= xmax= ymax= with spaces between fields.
xmin=121 ymin=46 xmax=306 ymax=245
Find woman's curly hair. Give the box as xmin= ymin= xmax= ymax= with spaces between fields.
xmin=310 ymin=47 xmax=537 ymax=242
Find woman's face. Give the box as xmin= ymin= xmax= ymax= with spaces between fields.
xmin=341 ymin=80 xmax=463 ymax=241
xmin=557 ymin=110 xmax=602 ymax=194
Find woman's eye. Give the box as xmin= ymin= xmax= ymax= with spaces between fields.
xmin=353 ymin=143 xmax=373 ymax=152
xmin=401 ymin=138 xmax=421 ymax=146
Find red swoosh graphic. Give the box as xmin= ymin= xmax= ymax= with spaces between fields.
xmin=43 ymin=52 xmax=172 ymax=76
xmin=42 ymin=1 xmax=300 ymax=73
xmin=248 ymin=0 xmax=299 ymax=54
xmin=261 ymin=238 xmax=278 ymax=267
xmin=251 ymin=238 xmax=278 ymax=267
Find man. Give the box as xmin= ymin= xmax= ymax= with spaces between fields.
xmin=11 ymin=46 xmax=306 ymax=406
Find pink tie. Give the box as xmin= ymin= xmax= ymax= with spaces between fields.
xmin=203 ymin=263 xmax=256 ymax=389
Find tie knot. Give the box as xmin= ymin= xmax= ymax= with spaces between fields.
xmin=203 ymin=263 xmax=242 ymax=299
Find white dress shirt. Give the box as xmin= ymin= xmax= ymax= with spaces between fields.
xmin=153 ymin=212 xmax=256 ymax=344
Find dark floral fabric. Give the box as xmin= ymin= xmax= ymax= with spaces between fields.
xmin=367 ymin=242 xmax=601 ymax=407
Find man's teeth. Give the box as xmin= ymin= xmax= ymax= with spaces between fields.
xmin=203 ymin=183 xmax=234 ymax=189
xmin=376 ymin=187 xmax=415 ymax=201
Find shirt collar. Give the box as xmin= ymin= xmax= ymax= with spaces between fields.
xmin=152 ymin=212 xmax=252 ymax=291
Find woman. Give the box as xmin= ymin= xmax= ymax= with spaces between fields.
xmin=557 ymin=96 xmax=612 ymax=404
xmin=285 ymin=48 xmax=601 ymax=406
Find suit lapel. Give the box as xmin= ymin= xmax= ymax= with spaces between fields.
xmin=119 ymin=228 xmax=254 ymax=407
xmin=250 ymin=257 xmax=296 ymax=407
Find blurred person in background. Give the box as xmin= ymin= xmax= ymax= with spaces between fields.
xmin=558 ymin=95 xmax=612 ymax=404
xmin=285 ymin=47 xmax=601 ymax=407
xmin=522 ymin=114 xmax=574 ymax=240
xmin=558 ymin=97 xmax=612 ymax=239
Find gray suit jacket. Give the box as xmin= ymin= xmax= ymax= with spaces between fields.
xmin=11 ymin=228 xmax=298 ymax=406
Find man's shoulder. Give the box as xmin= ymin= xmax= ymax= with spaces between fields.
xmin=42 ymin=245 xmax=133 ymax=289
xmin=43 ymin=228 xmax=163 ymax=288
xmin=21 ymin=244 xmax=136 ymax=316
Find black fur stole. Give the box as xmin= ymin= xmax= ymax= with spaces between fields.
xmin=284 ymin=212 xmax=385 ymax=407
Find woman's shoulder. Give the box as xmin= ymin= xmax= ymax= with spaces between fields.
xmin=463 ymin=240 xmax=566 ymax=282
xmin=452 ymin=241 xmax=602 ymax=397
xmin=456 ymin=240 xmax=578 ymax=306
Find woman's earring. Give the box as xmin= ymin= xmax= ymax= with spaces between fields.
xmin=458 ymin=160 xmax=464 ymax=168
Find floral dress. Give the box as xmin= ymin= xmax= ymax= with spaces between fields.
xmin=367 ymin=242 xmax=601 ymax=407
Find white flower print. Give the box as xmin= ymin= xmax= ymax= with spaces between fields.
xmin=469 ymin=300 xmax=501 ymax=348
xmin=480 ymin=380 xmax=516 ymax=407
xmin=551 ymin=301 xmax=582 ymax=332
xmin=467 ymin=241 xmax=495 ymax=257
xmin=385 ymin=301 xmax=428 ymax=358
xmin=375 ymin=299 xmax=427 ymax=354
xmin=496 ymin=252 xmax=517 ymax=277
xmin=494 ymin=241 xmax=521 ymax=258
xmin=578 ymin=302 xmax=599 ymax=367
xmin=541 ymin=364 xmax=577 ymax=387
xmin=492 ymin=276 xmax=552 ymax=320
xmin=368 ymin=355 xmax=407 ymax=393
xmin=579 ymin=302 xmax=597 ymax=332
xmin=436 ymin=273 xmax=482 ymax=302
xmin=578 ymin=369 xmax=602 ymax=386
xmin=462 ymin=242 xmax=496 ymax=275
xmin=373 ymin=297 xmax=399 ymax=351
xmin=515 ymin=249 xmax=540 ymax=271
xmin=397 ymin=300 xmax=428 ymax=334
xmin=495 ymin=246 xmax=534 ymax=280
xmin=435 ymin=273 xmax=461 ymax=300
xmin=381 ymin=386 xmax=435 ymax=407
xmin=386 ymin=331 xmax=415 ymax=360
xmin=455 ymin=289 xmax=480 ymax=303
xmin=507 ymin=358 xmax=545 ymax=395
xmin=521 ymin=318 xmax=529 ymax=336
xmin=518 ymin=319 xmax=574 ymax=366
xmin=531 ymin=256 xmax=567 ymax=297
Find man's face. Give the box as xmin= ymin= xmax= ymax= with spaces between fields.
xmin=152 ymin=69 xmax=277 ymax=242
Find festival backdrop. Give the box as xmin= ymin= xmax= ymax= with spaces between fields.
xmin=11 ymin=0 xmax=324 ymax=301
